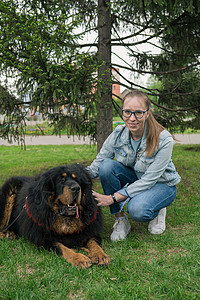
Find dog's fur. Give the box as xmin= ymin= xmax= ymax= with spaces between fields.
xmin=0 ymin=164 xmax=110 ymax=268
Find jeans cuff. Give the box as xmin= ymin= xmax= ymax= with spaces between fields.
xmin=109 ymin=198 xmax=130 ymax=215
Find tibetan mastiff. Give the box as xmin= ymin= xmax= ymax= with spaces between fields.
xmin=0 ymin=164 xmax=110 ymax=269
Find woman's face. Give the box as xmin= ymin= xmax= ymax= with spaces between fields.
xmin=122 ymin=96 xmax=149 ymax=139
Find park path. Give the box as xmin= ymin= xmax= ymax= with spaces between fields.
xmin=0 ymin=134 xmax=200 ymax=146
xmin=0 ymin=135 xmax=91 ymax=146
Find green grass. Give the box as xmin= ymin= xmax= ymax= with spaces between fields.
xmin=0 ymin=144 xmax=97 ymax=183
xmin=25 ymin=120 xmax=200 ymax=135
xmin=0 ymin=144 xmax=200 ymax=299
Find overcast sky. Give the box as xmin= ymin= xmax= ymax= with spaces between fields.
xmin=81 ymin=30 xmax=160 ymax=92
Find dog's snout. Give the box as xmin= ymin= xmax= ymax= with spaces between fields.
xmin=70 ymin=184 xmax=80 ymax=193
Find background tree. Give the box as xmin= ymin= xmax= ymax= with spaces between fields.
xmin=0 ymin=0 xmax=200 ymax=150
xmin=0 ymin=84 xmax=26 ymax=144
xmin=0 ymin=0 xmax=99 ymax=143
xmin=147 ymin=10 xmax=200 ymax=132
xmin=108 ymin=0 xmax=200 ymax=135
xmin=96 ymin=0 xmax=112 ymax=152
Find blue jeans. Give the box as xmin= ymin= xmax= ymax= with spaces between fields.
xmin=99 ymin=159 xmax=177 ymax=222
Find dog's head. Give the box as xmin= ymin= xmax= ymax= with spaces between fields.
xmin=26 ymin=164 xmax=100 ymax=235
xmin=31 ymin=164 xmax=96 ymax=220
xmin=49 ymin=171 xmax=82 ymax=218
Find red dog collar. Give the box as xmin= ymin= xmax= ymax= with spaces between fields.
xmin=25 ymin=197 xmax=98 ymax=235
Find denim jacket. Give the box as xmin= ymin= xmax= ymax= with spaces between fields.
xmin=87 ymin=124 xmax=181 ymax=198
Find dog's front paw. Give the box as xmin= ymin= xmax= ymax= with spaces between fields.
xmin=72 ymin=253 xmax=93 ymax=269
xmin=91 ymin=252 xmax=110 ymax=266
xmin=85 ymin=239 xmax=110 ymax=267
xmin=0 ymin=231 xmax=17 ymax=240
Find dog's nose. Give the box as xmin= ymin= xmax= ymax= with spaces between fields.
xmin=70 ymin=184 xmax=80 ymax=193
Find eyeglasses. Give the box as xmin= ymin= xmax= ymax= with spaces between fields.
xmin=121 ymin=109 xmax=149 ymax=119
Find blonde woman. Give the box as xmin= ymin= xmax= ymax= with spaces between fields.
xmin=87 ymin=90 xmax=181 ymax=241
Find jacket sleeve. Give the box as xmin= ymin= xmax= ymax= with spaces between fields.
xmin=117 ymin=136 xmax=174 ymax=198
xmin=86 ymin=131 xmax=115 ymax=178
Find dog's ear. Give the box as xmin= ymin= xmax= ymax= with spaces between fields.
xmin=68 ymin=164 xmax=92 ymax=187
xmin=29 ymin=169 xmax=58 ymax=205
xmin=73 ymin=165 xmax=98 ymax=215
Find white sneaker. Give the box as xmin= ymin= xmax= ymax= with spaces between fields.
xmin=110 ymin=215 xmax=131 ymax=242
xmin=148 ymin=208 xmax=166 ymax=234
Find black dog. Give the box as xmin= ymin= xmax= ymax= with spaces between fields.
xmin=0 ymin=164 xmax=110 ymax=268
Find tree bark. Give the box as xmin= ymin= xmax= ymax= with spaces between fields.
xmin=97 ymin=0 xmax=112 ymax=152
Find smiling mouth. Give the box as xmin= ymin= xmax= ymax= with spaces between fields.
xmin=59 ymin=202 xmax=79 ymax=218
xmin=128 ymin=122 xmax=138 ymax=127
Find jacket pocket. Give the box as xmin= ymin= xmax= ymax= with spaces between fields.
xmin=134 ymin=156 xmax=154 ymax=173
xmin=114 ymin=147 xmax=128 ymax=164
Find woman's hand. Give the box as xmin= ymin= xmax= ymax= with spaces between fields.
xmin=92 ymin=190 xmax=113 ymax=207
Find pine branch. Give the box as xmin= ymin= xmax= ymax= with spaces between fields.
xmin=111 ymin=67 xmax=200 ymax=112
xmin=110 ymin=32 xmax=162 ymax=47
xmin=149 ymin=98 xmax=200 ymax=112
xmin=111 ymin=24 xmax=151 ymax=42
xmin=111 ymin=81 xmax=200 ymax=112
xmin=112 ymin=95 xmax=123 ymax=117
xmin=112 ymin=62 xmax=200 ymax=76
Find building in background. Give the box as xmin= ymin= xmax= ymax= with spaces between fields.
xmin=112 ymin=68 xmax=121 ymax=98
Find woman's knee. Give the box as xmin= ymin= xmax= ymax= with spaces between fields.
xmin=127 ymin=201 xmax=152 ymax=223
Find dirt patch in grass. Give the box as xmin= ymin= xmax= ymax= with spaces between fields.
xmin=16 ymin=264 xmax=37 ymax=278
xmin=184 ymin=146 xmax=200 ymax=151
xmin=166 ymin=247 xmax=188 ymax=257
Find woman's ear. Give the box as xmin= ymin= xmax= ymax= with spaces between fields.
xmin=146 ymin=109 xmax=150 ymax=120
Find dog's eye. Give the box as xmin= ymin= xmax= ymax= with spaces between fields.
xmin=61 ymin=177 xmax=66 ymax=183
xmin=61 ymin=172 xmax=67 ymax=183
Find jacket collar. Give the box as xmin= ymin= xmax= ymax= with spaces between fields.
xmin=117 ymin=122 xmax=147 ymax=149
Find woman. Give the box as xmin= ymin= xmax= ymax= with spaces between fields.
xmin=87 ymin=90 xmax=181 ymax=242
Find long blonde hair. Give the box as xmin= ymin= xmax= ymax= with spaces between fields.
xmin=122 ymin=90 xmax=165 ymax=157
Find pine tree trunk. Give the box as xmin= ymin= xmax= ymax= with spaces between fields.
xmin=97 ymin=0 xmax=112 ymax=152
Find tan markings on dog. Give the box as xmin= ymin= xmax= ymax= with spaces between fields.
xmin=52 ymin=218 xmax=84 ymax=234
xmin=72 ymin=174 xmax=76 ymax=179
xmin=77 ymin=189 xmax=82 ymax=206
xmin=84 ymin=239 xmax=110 ymax=266
xmin=56 ymin=242 xmax=92 ymax=269
xmin=0 ymin=231 xmax=17 ymax=240
xmin=53 ymin=186 xmax=82 ymax=210
xmin=58 ymin=186 xmax=72 ymax=205
xmin=62 ymin=173 xmax=67 ymax=177
xmin=81 ymin=192 xmax=86 ymax=205
xmin=0 ymin=189 xmax=16 ymax=230
xmin=52 ymin=187 xmax=72 ymax=214
xmin=48 ymin=193 xmax=55 ymax=206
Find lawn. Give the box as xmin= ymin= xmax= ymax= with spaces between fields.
xmin=0 ymin=144 xmax=199 ymax=299
xmin=23 ymin=119 xmax=200 ymax=135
